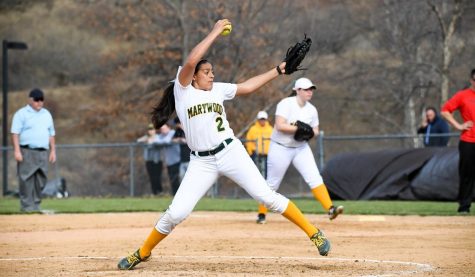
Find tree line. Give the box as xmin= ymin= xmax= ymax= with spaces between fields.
xmin=1 ymin=0 xmax=474 ymax=143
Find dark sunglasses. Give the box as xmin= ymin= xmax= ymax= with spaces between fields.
xmin=33 ymin=97 xmax=44 ymax=102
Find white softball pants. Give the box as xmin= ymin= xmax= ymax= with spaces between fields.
xmin=156 ymin=139 xmax=289 ymax=234
xmin=267 ymin=141 xmax=324 ymax=191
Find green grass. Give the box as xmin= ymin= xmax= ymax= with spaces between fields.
xmin=0 ymin=197 xmax=471 ymax=216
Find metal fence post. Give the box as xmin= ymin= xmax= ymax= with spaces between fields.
xmin=129 ymin=144 xmax=135 ymax=197
xmin=318 ymin=130 xmax=324 ymax=170
xmin=212 ymin=180 xmax=218 ymax=198
xmin=255 ymin=138 xmax=260 ymax=173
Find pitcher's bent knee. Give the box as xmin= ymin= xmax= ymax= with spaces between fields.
xmin=155 ymin=206 xmax=191 ymax=234
xmin=259 ymin=191 xmax=289 ymax=214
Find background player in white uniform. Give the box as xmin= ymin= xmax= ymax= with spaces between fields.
xmin=256 ymin=78 xmax=343 ymax=224
xmin=118 ymin=19 xmax=331 ymax=270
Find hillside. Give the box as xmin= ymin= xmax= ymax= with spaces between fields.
xmin=1 ymin=0 xmax=474 ymax=144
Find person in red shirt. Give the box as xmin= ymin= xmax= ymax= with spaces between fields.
xmin=441 ymin=68 xmax=475 ymax=213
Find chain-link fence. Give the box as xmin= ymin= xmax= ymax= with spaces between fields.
xmin=315 ymin=132 xmax=461 ymax=169
xmin=1 ymin=142 xmax=261 ymax=198
xmin=0 ymin=133 xmax=461 ymax=198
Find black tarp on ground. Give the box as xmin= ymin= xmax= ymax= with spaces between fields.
xmin=321 ymin=147 xmax=467 ymax=201
xmin=410 ymin=148 xmax=459 ymax=200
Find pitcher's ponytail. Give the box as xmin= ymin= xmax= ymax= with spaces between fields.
xmin=151 ymin=82 xmax=175 ymax=129
xmin=152 ymin=60 xmax=210 ymax=128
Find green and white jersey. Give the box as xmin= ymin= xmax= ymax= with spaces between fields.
xmin=174 ymin=68 xmax=237 ymax=152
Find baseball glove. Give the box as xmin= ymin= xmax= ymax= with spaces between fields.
xmin=294 ymin=120 xmax=314 ymax=141
xmin=280 ymin=34 xmax=312 ymax=75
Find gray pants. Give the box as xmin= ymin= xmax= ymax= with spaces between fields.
xmin=18 ymin=148 xmax=48 ymax=212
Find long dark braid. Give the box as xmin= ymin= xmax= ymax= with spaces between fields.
xmin=151 ymin=59 xmax=210 ymax=128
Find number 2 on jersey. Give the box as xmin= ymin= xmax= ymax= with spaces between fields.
xmin=215 ymin=116 xmax=225 ymax=132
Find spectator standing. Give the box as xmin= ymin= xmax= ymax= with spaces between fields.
xmin=417 ymin=107 xmax=450 ymax=147
xmin=156 ymin=123 xmax=181 ymax=195
xmin=137 ymin=124 xmax=163 ymax=195
xmin=11 ymin=89 xmax=56 ymax=212
xmin=245 ymin=111 xmax=273 ymax=177
xmin=441 ymin=68 xmax=475 ymax=214
xmin=172 ymin=117 xmax=191 ymax=181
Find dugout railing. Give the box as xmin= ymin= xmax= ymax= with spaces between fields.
xmin=0 ymin=132 xmax=460 ymax=198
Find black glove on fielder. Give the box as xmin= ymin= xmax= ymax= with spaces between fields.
xmin=294 ymin=120 xmax=315 ymax=141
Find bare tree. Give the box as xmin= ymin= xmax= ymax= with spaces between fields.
xmin=426 ymin=0 xmax=465 ymax=107
xmin=318 ymin=0 xmax=441 ymax=146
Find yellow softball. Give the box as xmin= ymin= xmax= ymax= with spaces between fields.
xmin=221 ymin=24 xmax=232 ymax=36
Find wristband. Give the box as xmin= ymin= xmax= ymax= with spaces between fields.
xmin=276 ymin=66 xmax=283 ymax=75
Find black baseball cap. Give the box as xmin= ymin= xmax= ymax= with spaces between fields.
xmin=29 ymin=88 xmax=44 ymax=100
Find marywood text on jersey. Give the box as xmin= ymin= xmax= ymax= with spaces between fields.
xmin=187 ymin=102 xmax=224 ymax=119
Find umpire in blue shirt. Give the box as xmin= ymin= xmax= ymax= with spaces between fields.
xmin=11 ymin=89 xmax=56 ymax=212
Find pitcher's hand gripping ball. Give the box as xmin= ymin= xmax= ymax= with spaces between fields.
xmin=282 ymin=34 xmax=312 ymax=75
xmin=294 ymin=120 xmax=314 ymax=141
xmin=221 ymin=24 xmax=232 ymax=36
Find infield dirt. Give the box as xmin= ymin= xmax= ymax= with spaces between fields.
xmin=0 ymin=212 xmax=474 ymax=276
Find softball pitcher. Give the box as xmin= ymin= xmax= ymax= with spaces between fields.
xmin=256 ymin=77 xmax=343 ymax=224
xmin=117 ymin=19 xmax=331 ymax=270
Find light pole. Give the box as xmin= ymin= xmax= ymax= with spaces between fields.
xmin=2 ymin=40 xmax=28 ymax=196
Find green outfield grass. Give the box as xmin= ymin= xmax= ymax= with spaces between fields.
xmin=0 ymin=197 xmax=471 ymax=216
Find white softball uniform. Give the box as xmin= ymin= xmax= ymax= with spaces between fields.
xmin=267 ymin=96 xmax=323 ymax=191
xmin=271 ymin=97 xmax=318 ymax=148
xmin=155 ymin=68 xmax=289 ymax=234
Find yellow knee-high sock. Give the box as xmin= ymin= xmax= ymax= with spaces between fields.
xmin=311 ymin=184 xmax=333 ymax=211
xmin=258 ymin=203 xmax=268 ymax=214
xmin=139 ymin=228 xmax=167 ymax=258
xmin=282 ymin=201 xmax=318 ymax=237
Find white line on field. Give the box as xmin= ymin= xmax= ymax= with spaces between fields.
xmin=167 ymin=255 xmax=434 ymax=275
xmin=0 ymin=255 xmax=434 ymax=276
